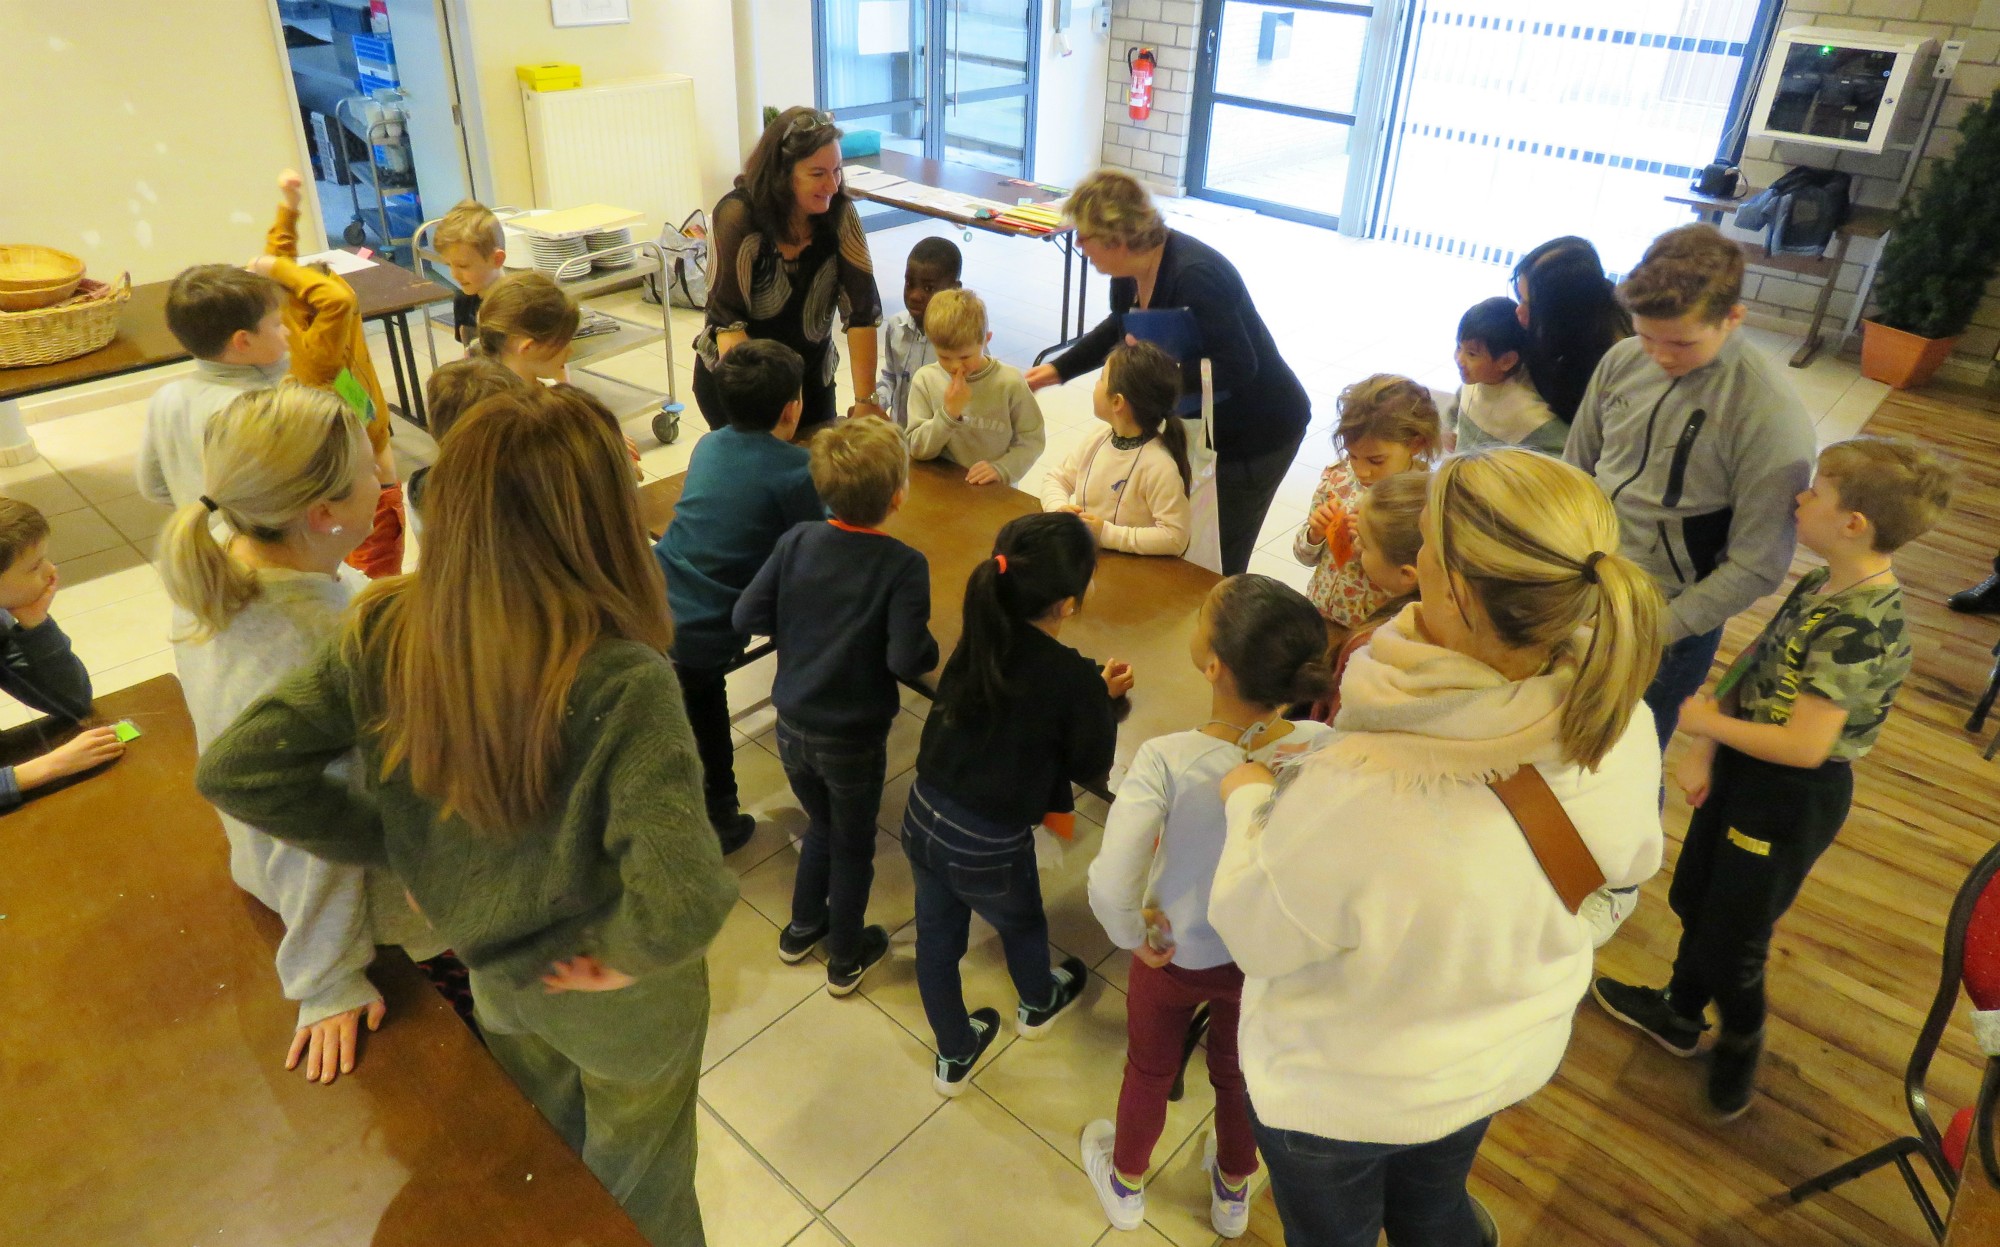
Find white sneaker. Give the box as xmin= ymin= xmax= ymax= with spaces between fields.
xmin=1202 ymin=1131 xmax=1251 ymax=1239
xmin=1581 ymin=885 xmax=1639 ymax=949
xmin=1079 ymin=1119 xmax=1145 ymax=1231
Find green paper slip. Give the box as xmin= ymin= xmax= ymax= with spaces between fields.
xmin=332 ymin=368 xmax=376 ymax=427
xmin=112 ymin=720 xmax=141 ymax=743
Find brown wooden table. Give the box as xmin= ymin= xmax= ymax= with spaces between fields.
xmin=641 ymin=459 xmax=1219 ymax=767
xmin=0 ymin=258 xmax=452 ymax=424
xmin=846 ymin=150 xmax=1089 ymax=344
xmin=0 ymin=676 xmax=648 ymax=1247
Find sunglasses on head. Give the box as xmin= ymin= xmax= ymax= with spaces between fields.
xmin=782 ymin=109 xmax=836 ymax=144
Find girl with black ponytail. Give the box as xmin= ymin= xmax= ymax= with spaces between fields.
xmin=904 ymin=512 xmax=1135 ymax=1096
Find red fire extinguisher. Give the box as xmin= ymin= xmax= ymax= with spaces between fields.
xmin=1128 ymin=47 xmax=1156 ymax=121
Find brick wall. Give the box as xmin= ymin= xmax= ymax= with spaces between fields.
xmin=1736 ymin=0 xmax=2000 ymax=379
xmin=1099 ymin=0 xmax=1200 ymax=193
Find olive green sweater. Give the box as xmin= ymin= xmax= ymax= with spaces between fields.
xmin=195 ymin=635 xmax=737 ymax=991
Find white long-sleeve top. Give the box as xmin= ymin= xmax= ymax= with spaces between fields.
xmin=1210 ymin=690 xmax=1662 ymax=1145
xmin=174 ymin=566 xmax=442 ymax=1029
xmin=1089 ymin=722 xmax=1331 ymax=969
xmin=1038 ymin=424 xmax=1192 ymax=557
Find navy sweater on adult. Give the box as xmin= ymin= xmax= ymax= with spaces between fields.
xmin=733 ymin=520 xmax=939 ymax=738
xmin=654 ymin=426 xmax=823 ymax=669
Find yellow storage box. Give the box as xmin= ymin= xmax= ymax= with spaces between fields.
xmin=516 ymin=63 xmax=582 ymax=91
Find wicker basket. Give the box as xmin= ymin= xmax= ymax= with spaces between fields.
xmin=0 ymin=274 xmax=130 ymax=369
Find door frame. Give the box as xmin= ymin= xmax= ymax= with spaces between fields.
xmin=1185 ymin=0 xmax=1404 ymax=234
xmin=812 ymin=0 xmax=1041 ymax=177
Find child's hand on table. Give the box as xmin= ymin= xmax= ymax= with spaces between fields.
xmin=542 ymin=954 xmax=635 ymax=993
xmin=287 ymin=997 xmax=385 ymax=1085
xmin=277 ymin=169 xmax=305 ymax=211
xmin=1102 ymin=659 xmax=1134 ymax=699
xmin=1077 ymin=510 xmax=1105 ymax=541
xmin=965 ymin=461 xmax=1002 ymax=486
xmin=15 ymin=725 xmax=125 ymax=791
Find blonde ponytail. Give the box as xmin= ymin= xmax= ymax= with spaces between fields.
xmin=159 ymin=384 xmax=369 ymax=640
xmin=1424 ymin=449 xmax=1664 ymax=769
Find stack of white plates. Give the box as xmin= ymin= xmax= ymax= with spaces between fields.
xmin=587 ymin=227 xmax=637 ymax=272
xmin=527 ymin=233 xmax=589 ymax=279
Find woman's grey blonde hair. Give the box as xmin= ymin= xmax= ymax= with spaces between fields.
xmin=1424 ymin=448 xmax=1664 ymax=770
xmin=159 ymin=384 xmax=369 ymax=640
xmin=1065 ymin=169 xmax=1168 ymax=251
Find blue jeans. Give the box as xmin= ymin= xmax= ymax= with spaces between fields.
xmin=776 ymin=717 xmax=888 ymax=965
xmin=900 ymin=780 xmax=1057 ymax=1059
xmin=1644 ymin=626 xmax=1724 ymax=750
xmin=1251 ymin=1106 xmax=1491 ymax=1247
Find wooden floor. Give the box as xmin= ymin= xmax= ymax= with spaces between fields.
xmin=1243 ymin=385 xmax=2000 ymax=1246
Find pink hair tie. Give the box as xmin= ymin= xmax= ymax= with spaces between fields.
xmin=995 ymin=555 xmax=1009 ymax=574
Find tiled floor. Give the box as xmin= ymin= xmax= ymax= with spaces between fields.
xmin=6 ymin=202 xmax=1892 ymax=1246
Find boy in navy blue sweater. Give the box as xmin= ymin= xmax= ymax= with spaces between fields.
xmin=655 ymin=341 xmax=823 ymax=853
xmin=734 ymin=416 xmax=938 ymax=992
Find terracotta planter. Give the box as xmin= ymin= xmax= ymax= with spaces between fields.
xmin=1860 ymin=320 xmax=1959 ymax=390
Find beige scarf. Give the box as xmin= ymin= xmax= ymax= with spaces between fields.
xmin=1323 ymin=604 xmax=1583 ymax=786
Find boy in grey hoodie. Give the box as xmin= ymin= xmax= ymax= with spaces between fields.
xmin=1566 ymin=224 xmax=1817 ymax=748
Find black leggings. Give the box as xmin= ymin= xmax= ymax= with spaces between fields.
xmin=1666 ymin=746 xmax=1852 ymax=1036
xmin=692 ymin=351 xmax=837 ymax=433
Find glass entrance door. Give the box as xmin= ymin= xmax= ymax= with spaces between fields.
xmin=1186 ymin=0 xmax=1392 ymax=229
xmin=817 ymin=1 xmax=1038 ymax=177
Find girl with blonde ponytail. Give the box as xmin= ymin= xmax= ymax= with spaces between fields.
xmin=166 ymin=383 xmax=443 ymax=1087
xmin=1208 ymin=447 xmax=1667 ymax=1247
xmin=194 ymin=385 xmax=736 ymax=1247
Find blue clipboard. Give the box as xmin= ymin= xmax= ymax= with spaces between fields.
xmin=1123 ymin=308 xmax=1223 ymax=417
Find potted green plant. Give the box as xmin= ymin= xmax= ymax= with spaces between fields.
xmin=1862 ymin=85 xmax=2000 ymax=389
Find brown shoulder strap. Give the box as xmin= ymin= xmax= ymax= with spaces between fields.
xmin=1487 ymin=765 xmax=1606 ymax=915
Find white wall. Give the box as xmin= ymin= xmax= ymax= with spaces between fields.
xmin=452 ymin=0 xmax=745 ymax=215
xmin=751 ymin=0 xmax=818 ymax=117
xmin=1034 ymin=0 xmax=1111 ymax=185
xmin=0 ymin=0 xmax=316 ymax=285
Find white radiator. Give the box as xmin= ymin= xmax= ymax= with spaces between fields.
xmin=521 ymin=74 xmax=702 ymax=231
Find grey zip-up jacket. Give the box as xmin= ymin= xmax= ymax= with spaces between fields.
xmin=1565 ymin=335 xmax=1816 ymax=643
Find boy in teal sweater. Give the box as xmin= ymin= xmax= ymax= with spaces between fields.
xmin=653 ymin=340 xmax=824 ymax=852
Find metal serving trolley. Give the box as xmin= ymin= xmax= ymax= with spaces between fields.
xmin=409 ymin=210 xmax=685 ymax=446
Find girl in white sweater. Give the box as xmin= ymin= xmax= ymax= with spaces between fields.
xmin=1082 ymin=573 xmax=1334 ymax=1238
xmin=1211 ymin=448 xmax=1667 ymax=1246
xmin=163 ymin=385 xmax=443 ymax=1084
xmin=1040 ymin=341 xmax=1192 ymax=556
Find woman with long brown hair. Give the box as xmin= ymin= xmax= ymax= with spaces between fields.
xmin=196 ymin=385 xmax=737 ymax=1246
xmin=694 ymin=104 xmax=885 ymax=432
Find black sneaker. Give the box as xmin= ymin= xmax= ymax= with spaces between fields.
xmin=713 ymin=812 xmax=756 ymax=855
xmin=1708 ymin=1029 xmax=1763 ymax=1120
xmin=1949 ymin=573 xmax=2000 ymax=614
xmin=933 ymin=1007 xmax=1001 ymax=1097
xmin=1016 ymin=955 xmax=1088 ymax=1038
xmin=1591 ymin=977 xmax=1707 ymax=1057
xmin=826 ymin=925 xmax=890 ymax=997
xmin=777 ymin=920 xmax=827 ymax=964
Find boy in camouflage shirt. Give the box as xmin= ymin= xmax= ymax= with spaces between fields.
xmin=1593 ymin=437 xmax=1953 ymax=1119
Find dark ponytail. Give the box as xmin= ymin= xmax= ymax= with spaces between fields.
xmin=1205 ymin=574 xmax=1334 ymax=708
xmin=1106 ymin=342 xmax=1192 ymax=495
xmin=941 ymin=512 xmax=1098 ymax=724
